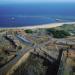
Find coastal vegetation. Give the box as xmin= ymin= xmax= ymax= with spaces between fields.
xmin=54 ymin=24 xmax=75 ymax=35
xmin=24 ymin=24 xmax=72 ymax=38
xmin=46 ymin=28 xmax=70 ymax=38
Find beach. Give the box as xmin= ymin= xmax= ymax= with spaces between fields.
xmin=0 ymin=22 xmax=75 ymax=30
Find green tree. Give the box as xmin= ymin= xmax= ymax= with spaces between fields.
xmin=25 ymin=29 xmax=33 ymax=33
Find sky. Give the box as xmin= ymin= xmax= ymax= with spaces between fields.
xmin=0 ymin=0 xmax=75 ymax=4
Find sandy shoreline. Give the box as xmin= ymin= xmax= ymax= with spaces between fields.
xmin=0 ymin=22 xmax=75 ymax=30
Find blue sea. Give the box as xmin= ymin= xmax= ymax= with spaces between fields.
xmin=0 ymin=3 xmax=75 ymax=27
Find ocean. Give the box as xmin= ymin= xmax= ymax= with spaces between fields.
xmin=0 ymin=3 xmax=75 ymax=27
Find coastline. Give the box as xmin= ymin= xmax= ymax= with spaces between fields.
xmin=0 ymin=22 xmax=75 ymax=30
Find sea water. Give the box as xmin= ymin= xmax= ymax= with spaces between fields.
xmin=0 ymin=3 xmax=75 ymax=27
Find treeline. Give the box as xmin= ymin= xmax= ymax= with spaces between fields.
xmin=46 ymin=29 xmax=70 ymax=38
xmin=24 ymin=28 xmax=70 ymax=38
